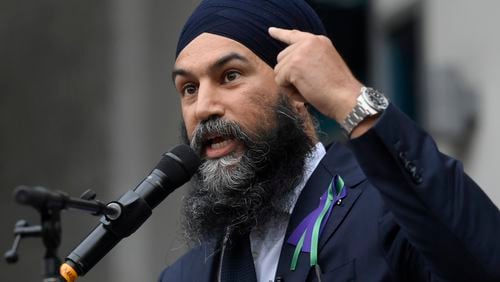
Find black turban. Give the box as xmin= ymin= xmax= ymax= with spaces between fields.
xmin=176 ymin=0 xmax=327 ymax=67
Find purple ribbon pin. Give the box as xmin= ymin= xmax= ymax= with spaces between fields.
xmin=287 ymin=175 xmax=348 ymax=252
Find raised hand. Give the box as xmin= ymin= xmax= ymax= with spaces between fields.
xmin=268 ymin=27 xmax=362 ymax=124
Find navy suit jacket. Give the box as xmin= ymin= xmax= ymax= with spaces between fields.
xmin=159 ymin=105 xmax=500 ymax=281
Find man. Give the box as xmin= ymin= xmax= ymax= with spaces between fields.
xmin=160 ymin=0 xmax=500 ymax=281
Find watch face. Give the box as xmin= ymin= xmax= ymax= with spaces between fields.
xmin=364 ymin=88 xmax=388 ymax=111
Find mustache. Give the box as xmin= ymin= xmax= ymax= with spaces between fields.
xmin=189 ymin=118 xmax=253 ymax=155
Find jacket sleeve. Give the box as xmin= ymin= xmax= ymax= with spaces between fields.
xmin=348 ymin=103 xmax=500 ymax=281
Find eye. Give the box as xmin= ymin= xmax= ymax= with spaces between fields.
xmin=181 ymin=83 xmax=198 ymax=96
xmin=223 ymin=70 xmax=241 ymax=83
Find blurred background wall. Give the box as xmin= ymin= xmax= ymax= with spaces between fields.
xmin=1 ymin=0 xmax=499 ymax=281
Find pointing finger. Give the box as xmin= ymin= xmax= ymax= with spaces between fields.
xmin=268 ymin=27 xmax=307 ymax=45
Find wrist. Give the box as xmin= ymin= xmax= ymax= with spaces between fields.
xmin=348 ymin=115 xmax=379 ymax=139
xmin=327 ymin=82 xmax=363 ymax=123
xmin=339 ymin=87 xmax=389 ymax=137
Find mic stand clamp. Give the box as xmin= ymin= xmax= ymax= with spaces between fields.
xmin=5 ymin=204 xmax=63 ymax=282
xmin=5 ymin=186 xmax=118 ymax=282
xmin=4 ymin=219 xmax=42 ymax=264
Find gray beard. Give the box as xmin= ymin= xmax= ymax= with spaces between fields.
xmin=180 ymin=95 xmax=314 ymax=245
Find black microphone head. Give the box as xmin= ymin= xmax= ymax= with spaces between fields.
xmin=14 ymin=186 xmax=64 ymax=210
xmin=156 ymin=144 xmax=201 ymax=187
xmin=14 ymin=185 xmax=32 ymax=205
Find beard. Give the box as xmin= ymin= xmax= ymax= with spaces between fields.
xmin=180 ymin=95 xmax=314 ymax=245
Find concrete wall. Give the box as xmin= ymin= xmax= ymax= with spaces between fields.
xmin=0 ymin=1 xmax=112 ymax=281
xmin=423 ymin=0 xmax=500 ymax=205
xmin=0 ymin=0 xmax=199 ymax=281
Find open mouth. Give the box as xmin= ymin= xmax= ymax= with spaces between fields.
xmin=202 ymin=135 xmax=243 ymax=159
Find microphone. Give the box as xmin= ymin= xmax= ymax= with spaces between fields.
xmin=60 ymin=144 xmax=200 ymax=281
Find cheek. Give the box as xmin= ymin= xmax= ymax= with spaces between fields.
xmin=181 ymin=108 xmax=197 ymax=141
xmin=235 ymin=93 xmax=278 ymax=133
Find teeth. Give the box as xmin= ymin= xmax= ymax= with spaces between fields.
xmin=210 ymin=139 xmax=231 ymax=149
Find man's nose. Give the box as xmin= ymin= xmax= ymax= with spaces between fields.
xmin=194 ymin=83 xmax=224 ymax=122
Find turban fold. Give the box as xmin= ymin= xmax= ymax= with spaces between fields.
xmin=176 ymin=0 xmax=327 ymax=67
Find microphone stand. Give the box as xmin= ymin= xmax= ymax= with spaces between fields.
xmin=4 ymin=186 xmax=118 ymax=282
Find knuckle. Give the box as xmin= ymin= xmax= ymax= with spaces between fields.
xmin=315 ymin=35 xmax=331 ymax=46
xmin=303 ymin=39 xmax=314 ymax=49
xmin=317 ymin=35 xmax=329 ymax=42
xmin=290 ymin=29 xmax=302 ymax=38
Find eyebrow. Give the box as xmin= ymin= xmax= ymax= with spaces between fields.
xmin=172 ymin=52 xmax=250 ymax=82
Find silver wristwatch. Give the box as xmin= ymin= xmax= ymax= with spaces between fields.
xmin=340 ymin=87 xmax=389 ymax=135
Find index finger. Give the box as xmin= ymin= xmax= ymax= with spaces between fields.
xmin=268 ymin=27 xmax=308 ymax=45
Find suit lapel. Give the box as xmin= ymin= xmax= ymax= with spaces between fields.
xmin=275 ymin=142 xmax=366 ymax=281
xmin=201 ymin=243 xmax=220 ymax=282
xmin=181 ymin=241 xmax=220 ymax=282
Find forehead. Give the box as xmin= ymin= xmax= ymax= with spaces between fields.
xmin=174 ymin=33 xmax=265 ymax=70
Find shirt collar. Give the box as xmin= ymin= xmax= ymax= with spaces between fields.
xmin=286 ymin=142 xmax=326 ymax=214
